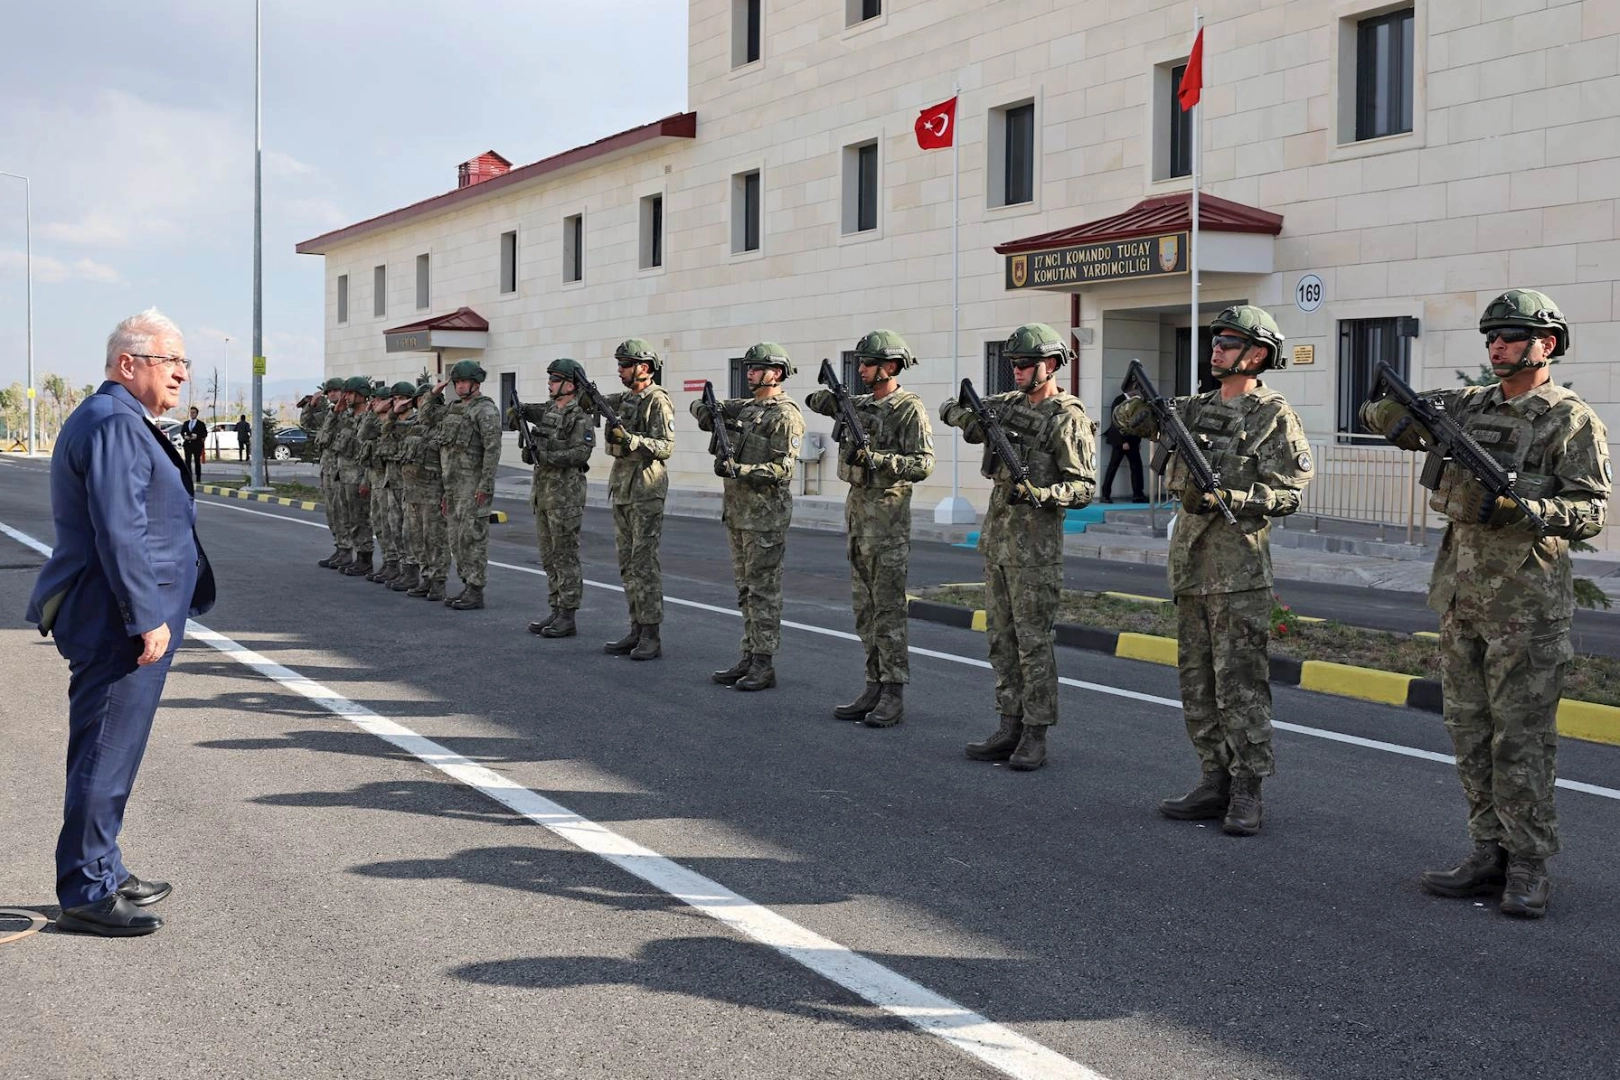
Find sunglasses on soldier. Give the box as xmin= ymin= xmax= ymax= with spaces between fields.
xmin=1009 ymin=358 xmax=1042 ymax=370
xmin=1211 ymin=336 xmax=1250 ymax=352
xmin=1486 ymin=329 xmax=1534 ymax=345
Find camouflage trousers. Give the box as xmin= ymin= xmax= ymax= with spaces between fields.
xmin=338 ymin=476 xmax=372 ymax=555
xmin=986 ymin=561 xmax=1061 ymax=727
xmin=1176 ymin=588 xmax=1274 ymax=779
xmin=382 ymin=483 xmax=405 ymax=563
xmin=367 ymin=472 xmax=394 ymax=562
xmin=404 ymin=495 xmax=448 ymax=584
xmin=727 ymin=526 xmax=786 ymax=656
xmin=850 ymin=534 xmax=910 ymax=683
xmin=444 ymin=482 xmax=489 ymax=588
xmin=534 ymin=497 xmax=584 ymax=610
xmin=1439 ymin=609 xmax=1569 ymax=857
xmin=320 ymin=460 xmax=343 ymax=549
xmin=613 ymin=501 xmax=665 ymax=625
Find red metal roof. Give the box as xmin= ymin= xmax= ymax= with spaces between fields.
xmin=994 ymin=192 xmax=1283 ymax=255
xmin=296 ymin=112 xmax=698 ymax=254
xmin=383 ymin=306 xmax=489 ymax=335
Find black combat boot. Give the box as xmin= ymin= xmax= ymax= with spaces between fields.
xmin=450 ymin=584 xmax=485 ymax=610
xmin=1420 ymin=841 xmax=1508 ymax=899
xmin=443 ymin=585 xmax=466 ymax=607
xmin=735 ymin=653 xmax=776 ymax=691
xmin=377 ymin=558 xmax=402 ymax=583
xmin=1222 ymin=776 xmax=1263 ymax=836
xmin=833 ymin=682 xmax=882 ymax=721
xmin=540 ymin=608 xmax=575 ymax=637
xmin=342 ymin=550 xmax=374 ymax=577
xmin=1159 ymin=769 xmax=1232 ymax=821
xmin=630 ymin=623 xmax=662 ymax=660
xmin=1008 ymin=724 xmax=1047 ymax=771
xmin=862 ymin=684 xmax=904 ymax=728
xmin=604 ymin=624 xmax=642 ymax=655
xmin=407 ymin=574 xmax=432 ymax=597
xmin=318 ymin=547 xmax=344 ymax=568
xmin=528 ymin=608 xmax=558 ymax=635
xmin=329 ymin=549 xmax=355 ymax=572
xmin=1500 ymin=855 xmax=1550 ymax=918
xmin=712 ymin=653 xmax=752 ymax=685
xmin=965 ymin=716 xmax=1022 ymax=761
xmin=390 ymin=564 xmax=420 ymax=592
xmin=424 ymin=579 xmax=447 ymax=602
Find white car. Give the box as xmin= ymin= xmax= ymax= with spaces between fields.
xmin=207 ymin=422 xmax=252 ymax=455
xmin=153 ymin=417 xmax=185 ymax=448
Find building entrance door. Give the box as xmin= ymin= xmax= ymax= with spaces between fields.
xmin=1174 ymin=326 xmax=1216 ymax=396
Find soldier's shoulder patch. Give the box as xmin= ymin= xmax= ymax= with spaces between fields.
xmin=583 ymin=429 xmax=595 ymax=445
xmin=1297 ymin=451 xmax=1313 ymax=471
xmin=1605 ymin=460 xmax=1612 ymax=482
xmin=790 ymin=435 xmax=802 ymax=449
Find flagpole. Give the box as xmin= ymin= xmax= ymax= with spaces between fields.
xmin=936 ymin=82 xmax=973 ymax=525
xmin=1190 ymin=9 xmax=1202 ymax=395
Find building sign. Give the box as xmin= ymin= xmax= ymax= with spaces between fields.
xmin=386 ymin=332 xmax=428 ymax=353
xmin=1005 ymin=232 xmax=1189 ymax=290
xmin=252 ymin=355 xmax=267 ymax=376
xmin=682 ymin=379 xmax=707 ymax=392
xmin=1292 ymin=344 xmax=1315 ymax=366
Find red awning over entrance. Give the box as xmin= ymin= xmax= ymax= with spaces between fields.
xmin=383 ymin=307 xmax=491 ymax=355
xmin=383 ymin=307 xmax=489 ymax=335
xmin=994 ymin=192 xmax=1283 ymax=255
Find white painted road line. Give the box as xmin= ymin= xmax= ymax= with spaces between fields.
xmin=187 ymin=500 xmax=1620 ymax=803
xmin=0 ymin=518 xmax=1106 ymax=1080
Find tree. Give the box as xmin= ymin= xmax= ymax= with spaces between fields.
xmin=0 ymin=383 xmax=22 ymax=438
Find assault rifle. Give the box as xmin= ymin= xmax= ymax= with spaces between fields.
xmin=508 ymin=388 xmax=536 ymax=465
xmin=1369 ymin=360 xmax=1548 ymax=534
xmin=578 ymin=378 xmax=626 ymax=437
xmin=956 ymin=378 xmax=1034 ymax=505
xmin=1124 ymin=358 xmax=1237 ymax=525
xmin=701 ymin=380 xmax=738 ymax=478
xmin=818 ymin=358 xmax=870 ymax=461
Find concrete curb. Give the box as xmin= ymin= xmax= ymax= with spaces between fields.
xmin=197 ymin=484 xmax=509 ymax=523
xmin=905 ymin=599 xmax=1620 ymax=749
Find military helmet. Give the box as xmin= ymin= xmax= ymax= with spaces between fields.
xmin=1002 ymin=323 xmax=1073 ymax=367
xmin=322 ymin=377 xmax=344 ymax=392
xmin=742 ymin=341 xmax=796 ymax=378
xmin=547 ymin=357 xmax=589 ymax=386
xmin=1210 ymin=305 xmax=1286 ymax=366
xmin=614 ymin=338 xmax=663 ymax=374
xmin=1480 ymin=289 xmax=1568 ymax=357
xmin=448 ymin=358 xmax=487 ymax=382
xmin=389 ymin=380 xmax=418 ymax=397
xmin=853 ymin=329 xmax=916 ymax=369
xmin=342 ymin=375 xmax=371 ymax=394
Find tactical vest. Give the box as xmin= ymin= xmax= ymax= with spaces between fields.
xmin=731 ymin=398 xmax=801 ymax=472
xmin=835 ymin=390 xmax=921 ymax=488
xmin=982 ymin=393 xmax=1086 ymax=487
xmin=437 ymin=396 xmax=492 ymax=460
xmin=1429 ymin=393 xmax=1564 ymax=515
xmin=607 ymin=387 xmax=668 ymax=460
xmin=534 ymin=404 xmax=589 ymax=471
xmin=1176 ymin=393 xmax=1267 ymax=493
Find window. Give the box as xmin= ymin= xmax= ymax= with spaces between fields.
xmin=732 ymin=170 xmax=761 ymax=253
xmin=1168 ymin=63 xmax=1192 ymax=179
xmin=841 ymin=351 xmax=860 ymax=389
xmin=500 ymin=230 xmax=518 ymax=294
xmin=1337 ymin=317 xmax=1413 ymax=437
xmin=639 ymin=194 xmax=664 ymax=269
xmin=500 ymin=372 xmax=517 ymax=419
xmin=415 ymin=253 xmax=430 ymax=310
xmin=846 ymin=0 xmax=881 ymax=25
xmin=732 ymin=0 xmax=761 ymax=67
xmin=842 ymin=141 xmax=880 ymax=234
xmin=984 ymin=341 xmax=1014 ymax=395
xmin=988 ymin=101 xmax=1036 ymax=208
xmin=1355 ymin=8 xmax=1414 ymax=141
xmin=373 ymin=265 xmax=386 ymax=317
xmin=336 ymin=274 xmax=348 ymax=324
xmin=563 ymin=213 xmax=583 ymax=283
xmin=728 ymin=356 xmax=749 ymax=399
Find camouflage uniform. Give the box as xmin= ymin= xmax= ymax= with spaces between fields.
xmin=313 ymin=391 xmax=345 ymax=562
xmin=400 ymin=388 xmax=449 ymax=595
xmin=437 ymin=371 xmax=502 ymax=593
xmin=517 ymin=394 xmax=595 ymax=613
xmin=356 ymin=403 xmax=391 ymax=568
xmin=602 ymin=382 xmax=675 ymax=626
xmin=333 ymin=379 xmax=373 ymax=561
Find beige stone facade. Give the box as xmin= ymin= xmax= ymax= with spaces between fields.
xmin=298 ymin=0 xmax=1620 ymax=538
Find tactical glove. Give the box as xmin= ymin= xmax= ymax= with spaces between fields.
xmin=1359 ymin=398 xmax=1432 ymax=453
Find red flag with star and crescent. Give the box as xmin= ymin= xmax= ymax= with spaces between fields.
xmin=914 ymin=96 xmax=957 ymax=150
xmin=1178 ymin=28 xmax=1205 ymax=110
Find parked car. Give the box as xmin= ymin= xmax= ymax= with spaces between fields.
xmin=206 ymin=421 xmax=253 ymax=456
xmin=271 ymin=426 xmax=311 ymax=461
xmin=153 ymin=416 xmax=185 ymax=449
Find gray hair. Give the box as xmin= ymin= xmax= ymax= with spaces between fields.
xmin=105 ymin=308 xmax=183 ymax=372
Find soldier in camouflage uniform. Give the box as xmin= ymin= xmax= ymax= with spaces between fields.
xmin=1361 ymin=289 xmax=1610 ymax=918
xmin=1116 ymin=306 xmax=1313 ymax=833
xmin=436 ymin=359 xmax=503 ymax=610
xmin=336 ymin=377 xmax=376 ymax=577
xmin=367 ymin=382 xmax=416 ymax=585
xmin=692 ymin=342 xmax=807 ymax=692
xmin=941 ymin=323 xmax=1095 ymax=770
xmin=805 ymin=330 xmax=935 ymax=727
xmin=356 ymin=383 xmax=393 ymax=581
xmin=512 ymin=358 xmax=595 ymax=638
xmin=396 ymin=378 xmax=451 ymax=601
xmin=598 ymin=339 xmax=676 ymax=661
xmin=314 ymin=378 xmax=348 ymax=568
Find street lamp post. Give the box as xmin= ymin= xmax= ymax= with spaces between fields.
xmin=248 ymin=0 xmax=267 ymax=489
xmin=0 ymin=171 xmax=34 ymax=456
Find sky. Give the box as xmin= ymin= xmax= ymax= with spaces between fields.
xmin=0 ymin=0 xmax=689 ymax=401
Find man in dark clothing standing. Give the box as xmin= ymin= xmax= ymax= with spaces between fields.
xmin=180 ymin=406 xmax=206 ymax=482
xmin=234 ymin=414 xmax=251 ymax=462
xmin=1099 ymin=383 xmax=1147 ymax=503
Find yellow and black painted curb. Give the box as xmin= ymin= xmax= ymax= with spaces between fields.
xmin=906 ymin=598 xmax=1620 ymax=749
xmin=197 ymin=484 xmax=508 ymax=523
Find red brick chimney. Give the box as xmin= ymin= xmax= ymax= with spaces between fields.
xmin=457 ymin=151 xmax=512 ymax=189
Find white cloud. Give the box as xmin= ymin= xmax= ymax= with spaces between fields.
xmin=0 ymin=249 xmax=125 ymax=286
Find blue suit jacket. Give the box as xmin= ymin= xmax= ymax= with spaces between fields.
xmin=26 ymin=381 xmax=216 ymax=660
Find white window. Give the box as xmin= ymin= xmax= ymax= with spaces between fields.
xmin=842 ymin=141 xmax=880 ymax=235
xmin=336 ymin=274 xmax=348 ymax=325
xmin=846 ymin=0 xmax=881 ymax=26
xmin=732 ymin=0 xmax=761 ymax=68
xmin=563 ymin=213 xmax=583 ymax=283
xmin=988 ymin=100 xmax=1036 ymax=208
xmin=500 ymin=230 xmax=518 ymax=294
xmin=415 ymin=253 xmax=430 ymax=310
xmin=372 ymin=264 xmax=386 ymax=318
xmin=1329 ymin=2 xmax=1425 ymax=157
xmin=639 ymin=194 xmax=664 ymax=269
xmin=1151 ymin=60 xmax=1194 ymax=181
xmin=731 ymin=170 xmax=761 ymax=254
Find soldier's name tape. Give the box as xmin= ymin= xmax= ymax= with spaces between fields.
xmin=905 ymin=598 xmax=1620 ymax=750
xmin=197 ymin=483 xmax=508 ymax=523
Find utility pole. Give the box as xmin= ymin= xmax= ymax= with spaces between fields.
xmin=248 ymin=0 xmax=268 ymax=489
xmin=0 ymin=171 xmax=33 ymax=455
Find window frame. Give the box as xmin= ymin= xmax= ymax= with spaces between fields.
xmin=415 ymin=252 xmax=430 ymax=311
xmin=1354 ymin=7 xmax=1415 ymax=142
xmin=336 ymin=273 xmax=348 ymax=325
xmin=562 ymin=212 xmax=584 ymax=284
xmin=499 ymin=230 xmax=518 ymax=295
xmin=731 ymin=168 xmax=763 ymax=256
xmin=841 ymin=139 xmax=881 ymax=237
xmin=728 ymin=356 xmax=750 ymax=399
xmin=1327 ymin=1 xmax=1425 ymax=161
xmin=373 ymin=264 xmax=386 ymax=318
xmin=639 ymin=193 xmax=665 ymax=271
xmin=731 ymin=0 xmax=762 ymax=69
xmin=987 ymin=97 xmax=1040 ymax=212
xmin=1336 ymin=317 xmax=1412 ymax=439
xmin=845 ymin=0 xmax=881 ymax=26
xmin=1168 ymin=63 xmax=1192 ymax=179
xmin=984 ymin=341 xmax=1014 ymax=395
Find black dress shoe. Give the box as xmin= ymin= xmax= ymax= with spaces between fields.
xmin=117 ymin=874 xmax=173 ymax=907
xmin=55 ymin=895 xmax=163 ymax=937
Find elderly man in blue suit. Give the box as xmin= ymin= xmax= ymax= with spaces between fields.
xmin=26 ymin=308 xmax=216 ymax=937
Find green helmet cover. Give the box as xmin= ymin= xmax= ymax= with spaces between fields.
xmin=547 ymin=358 xmax=589 ymax=385
xmin=1480 ymin=289 xmax=1568 ymax=357
xmin=1002 ymin=323 xmax=1073 ymax=367
xmin=1210 ymin=305 xmax=1286 ymax=367
xmin=854 ymin=329 xmax=916 ymax=369
xmin=390 ymin=380 xmax=418 ymax=397
xmin=342 ymin=375 xmax=371 ymax=394
xmin=322 ymin=377 xmax=344 ymax=392
xmin=614 ymin=338 xmax=663 ymax=373
xmin=448 ymin=358 xmax=487 ymax=382
xmin=743 ymin=341 xmax=796 ymax=378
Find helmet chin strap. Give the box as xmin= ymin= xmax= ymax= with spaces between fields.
xmin=1490 ymin=338 xmax=1550 ymax=375
xmin=1213 ymin=342 xmax=1260 ymax=380
xmin=1025 ymin=357 xmax=1057 ymax=389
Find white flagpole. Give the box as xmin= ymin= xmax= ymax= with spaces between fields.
xmin=1190 ymin=9 xmax=1202 ymax=395
xmin=937 ymin=83 xmax=973 ymax=524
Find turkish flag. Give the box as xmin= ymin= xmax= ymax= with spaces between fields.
xmin=1178 ymin=28 xmax=1204 ymax=110
xmin=914 ymin=96 xmax=957 ymax=150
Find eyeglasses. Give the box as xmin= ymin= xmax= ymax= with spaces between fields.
xmin=857 ymin=357 xmax=883 ymax=367
xmin=1010 ymin=358 xmax=1042 ymax=370
xmin=131 ymin=353 xmax=191 ymax=371
xmin=1486 ymin=329 xmax=1534 ymax=345
xmin=1210 ymin=336 xmax=1249 ymax=353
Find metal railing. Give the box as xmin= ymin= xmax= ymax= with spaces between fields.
xmin=1289 ymin=432 xmax=1430 ymax=546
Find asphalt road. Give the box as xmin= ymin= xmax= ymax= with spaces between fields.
xmin=3 ymin=453 xmax=1620 ymax=1080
